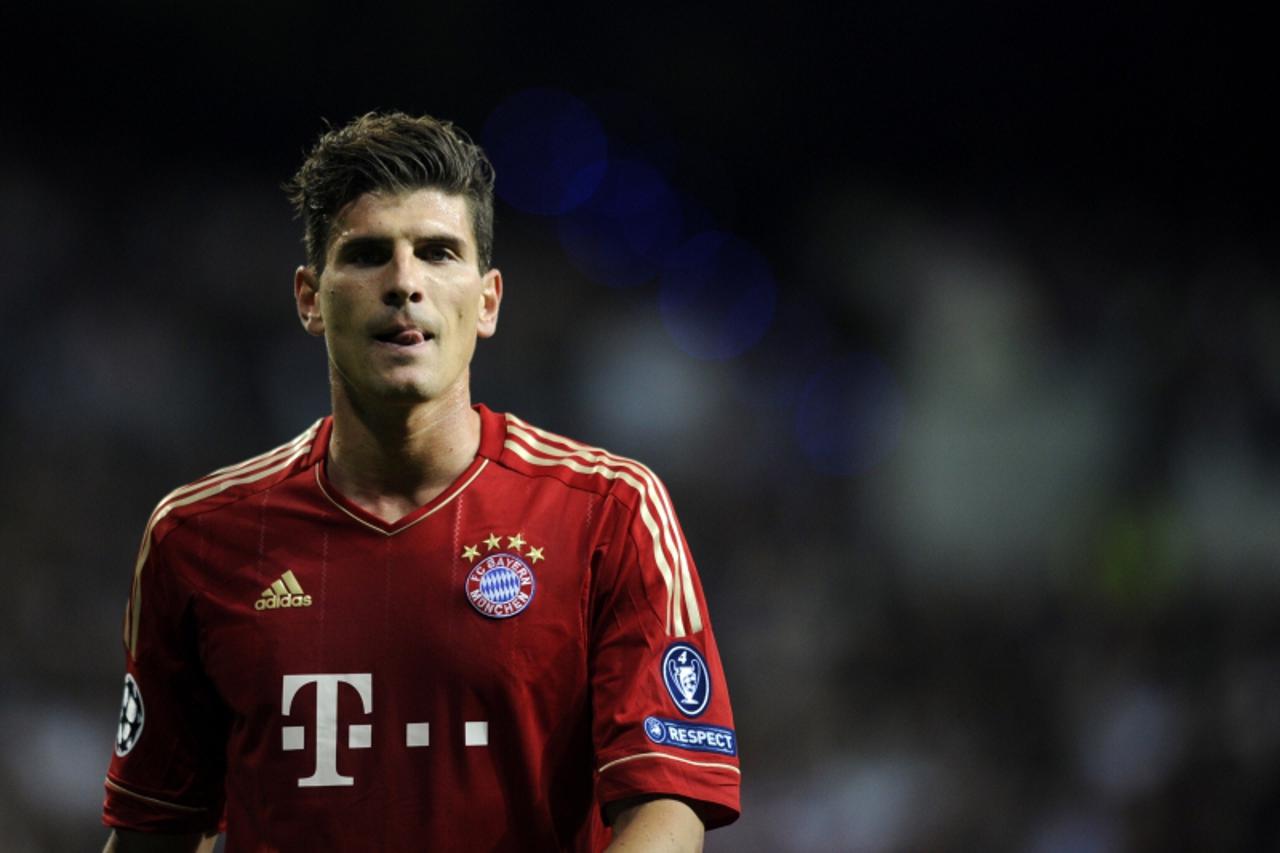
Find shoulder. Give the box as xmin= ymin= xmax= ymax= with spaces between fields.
xmin=485 ymin=408 xmax=674 ymax=514
xmin=124 ymin=418 xmax=328 ymax=657
xmin=144 ymin=418 xmax=328 ymax=546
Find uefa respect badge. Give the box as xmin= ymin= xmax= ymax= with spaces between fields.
xmin=643 ymin=715 xmax=737 ymax=756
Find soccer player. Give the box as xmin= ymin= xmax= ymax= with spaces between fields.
xmin=101 ymin=112 xmax=740 ymax=852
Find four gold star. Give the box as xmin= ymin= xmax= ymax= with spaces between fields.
xmin=467 ymin=531 xmax=546 ymax=564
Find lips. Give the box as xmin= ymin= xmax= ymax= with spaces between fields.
xmin=378 ymin=328 xmax=427 ymax=345
xmin=373 ymin=322 xmax=434 ymax=346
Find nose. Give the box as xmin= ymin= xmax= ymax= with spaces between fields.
xmin=383 ymin=244 xmax=425 ymax=306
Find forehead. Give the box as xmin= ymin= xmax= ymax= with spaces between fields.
xmin=329 ymin=188 xmax=475 ymax=250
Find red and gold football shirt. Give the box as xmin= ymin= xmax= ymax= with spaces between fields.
xmin=103 ymin=406 xmax=740 ymax=851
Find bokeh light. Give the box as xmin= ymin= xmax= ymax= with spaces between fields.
xmin=482 ymin=88 xmax=607 ymax=215
xmin=794 ymin=351 xmax=905 ymax=475
xmin=556 ymin=159 xmax=683 ymax=288
xmin=658 ymin=231 xmax=777 ymax=360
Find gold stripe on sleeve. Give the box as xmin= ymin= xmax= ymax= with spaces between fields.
xmin=597 ymin=752 xmax=741 ymax=776
xmin=104 ymin=777 xmax=210 ymax=814
xmin=506 ymin=415 xmax=702 ymax=634
xmin=504 ymin=415 xmax=705 ymax=637
xmin=503 ymin=438 xmax=682 ymax=635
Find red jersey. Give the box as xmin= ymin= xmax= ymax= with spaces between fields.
xmin=103 ymin=406 xmax=740 ymax=851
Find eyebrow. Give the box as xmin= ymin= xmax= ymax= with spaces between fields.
xmin=334 ymin=235 xmax=385 ymax=252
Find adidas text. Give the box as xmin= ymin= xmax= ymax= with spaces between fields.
xmin=256 ymin=594 xmax=313 ymax=611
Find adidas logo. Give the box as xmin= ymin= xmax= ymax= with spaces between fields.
xmin=255 ymin=570 xmax=313 ymax=611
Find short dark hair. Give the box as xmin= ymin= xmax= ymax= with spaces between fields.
xmin=285 ymin=111 xmax=496 ymax=271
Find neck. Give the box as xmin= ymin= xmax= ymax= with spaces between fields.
xmin=325 ymin=375 xmax=481 ymax=524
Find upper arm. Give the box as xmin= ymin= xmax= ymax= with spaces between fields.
xmin=589 ymin=488 xmax=741 ymax=827
xmin=103 ymin=531 xmax=228 ymax=834
xmin=605 ymin=797 xmax=704 ymax=852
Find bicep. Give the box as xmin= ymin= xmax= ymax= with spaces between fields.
xmin=605 ymin=797 xmax=704 ymax=852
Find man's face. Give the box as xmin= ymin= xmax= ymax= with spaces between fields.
xmin=294 ymin=188 xmax=502 ymax=408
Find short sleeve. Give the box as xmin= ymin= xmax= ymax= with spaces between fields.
xmin=103 ymin=528 xmax=228 ymax=834
xmin=589 ymin=486 xmax=741 ymax=828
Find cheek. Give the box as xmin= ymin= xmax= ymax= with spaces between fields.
xmin=320 ymin=288 xmax=360 ymax=329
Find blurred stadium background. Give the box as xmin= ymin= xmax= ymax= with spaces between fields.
xmin=3 ymin=4 xmax=1278 ymax=851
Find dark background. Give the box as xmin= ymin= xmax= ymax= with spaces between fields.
xmin=3 ymin=4 xmax=1279 ymax=851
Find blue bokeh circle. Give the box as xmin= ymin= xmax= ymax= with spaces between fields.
xmin=794 ymin=352 xmax=905 ymax=475
xmin=658 ymin=231 xmax=777 ymax=360
xmin=557 ymin=159 xmax=684 ymax=288
xmin=482 ymin=89 xmax=608 ymax=215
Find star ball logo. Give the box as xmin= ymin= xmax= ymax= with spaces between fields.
xmin=645 ymin=716 xmax=668 ymax=742
xmin=115 ymin=674 xmax=144 ymax=756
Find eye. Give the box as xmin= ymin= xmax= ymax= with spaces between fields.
xmin=418 ymin=243 xmax=458 ymax=263
xmin=338 ymin=242 xmax=390 ymax=267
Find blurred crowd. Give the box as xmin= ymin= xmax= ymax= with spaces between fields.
xmin=3 ymin=87 xmax=1279 ymax=851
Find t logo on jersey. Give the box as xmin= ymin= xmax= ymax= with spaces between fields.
xmin=281 ymin=674 xmax=372 ymax=787
xmin=279 ymin=674 xmax=493 ymax=788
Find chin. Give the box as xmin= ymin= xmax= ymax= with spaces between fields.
xmin=340 ymin=365 xmax=463 ymax=409
xmin=374 ymin=369 xmax=441 ymax=397
xmin=378 ymin=383 xmax=441 ymax=404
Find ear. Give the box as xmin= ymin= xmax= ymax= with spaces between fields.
xmin=294 ymin=265 xmax=325 ymax=336
xmin=476 ymin=267 xmax=503 ymax=339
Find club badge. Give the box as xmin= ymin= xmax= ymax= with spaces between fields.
xmin=461 ymin=532 xmax=544 ymax=619
xmin=465 ymin=554 xmax=535 ymax=618
xmin=115 ymin=674 xmax=145 ymax=756
xmin=662 ymin=642 xmax=711 ymax=717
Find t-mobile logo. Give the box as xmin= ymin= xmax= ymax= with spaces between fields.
xmin=281 ymin=674 xmax=373 ymax=787
xmin=281 ymin=673 xmax=489 ymax=787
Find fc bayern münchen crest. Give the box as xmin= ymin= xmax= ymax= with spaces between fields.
xmin=115 ymin=673 xmax=145 ymax=756
xmin=466 ymin=553 xmax=536 ymax=618
xmin=662 ymin=643 xmax=711 ymax=717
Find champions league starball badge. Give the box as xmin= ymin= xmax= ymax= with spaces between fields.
xmin=644 ymin=716 xmax=668 ymax=742
xmin=662 ymin=643 xmax=711 ymax=717
xmin=115 ymin=674 xmax=145 ymax=756
xmin=465 ymin=553 xmax=536 ymax=618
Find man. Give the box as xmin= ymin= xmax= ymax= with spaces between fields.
xmin=102 ymin=112 xmax=740 ymax=852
